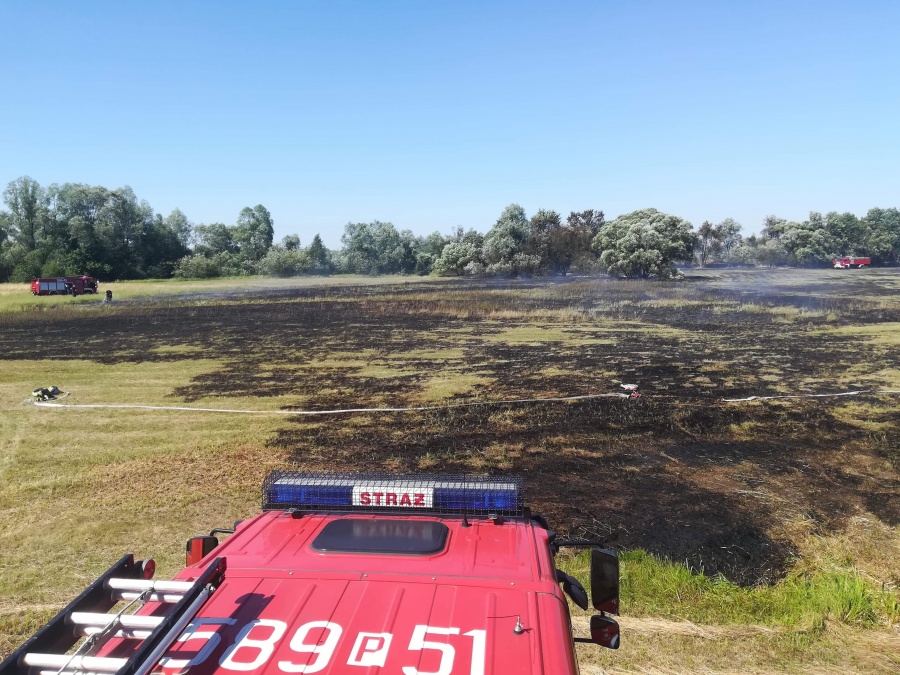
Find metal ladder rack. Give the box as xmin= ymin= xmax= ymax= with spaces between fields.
xmin=1 ymin=554 xmax=226 ymax=675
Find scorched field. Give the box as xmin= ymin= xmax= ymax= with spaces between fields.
xmin=0 ymin=269 xmax=898 ymax=673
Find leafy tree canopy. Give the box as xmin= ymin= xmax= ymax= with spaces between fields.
xmin=593 ymin=208 xmax=695 ymax=279
xmin=194 ymin=223 xmax=239 ymax=257
xmin=235 ymin=205 xmax=274 ymax=261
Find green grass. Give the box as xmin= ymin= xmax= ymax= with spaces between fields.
xmin=564 ymin=548 xmax=900 ymax=674
xmin=0 ymin=359 xmax=291 ymax=604
xmin=561 ymin=549 xmax=899 ymax=630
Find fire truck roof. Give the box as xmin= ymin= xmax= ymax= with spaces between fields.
xmin=125 ymin=472 xmax=574 ymax=675
xmin=141 ymin=506 xmax=575 ymax=674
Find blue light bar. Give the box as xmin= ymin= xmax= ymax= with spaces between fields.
xmin=433 ymin=486 xmax=518 ymax=512
xmin=267 ymin=483 xmax=353 ymax=508
xmin=262 ymin=472 xmax=524 ymax=517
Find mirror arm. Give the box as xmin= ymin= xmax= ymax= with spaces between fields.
xmin=555 ymin=539 xmax=605 ymax=548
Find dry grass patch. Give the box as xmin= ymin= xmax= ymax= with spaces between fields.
xmin=413 ymin=372 xmax=494 ymax=402
xmin=397 ymin=347 xmax=467 ymax=361
xmin=0 ymin=358 xmax=292 ymax=612
xmin=831 ymin=401 xmax=896 ymax=433
xmin=575 ymin=616 xmax=900 ymax=674
xmin=788 ymin=515 xmax=900 ymax=592
xmin=481 ymin=323 xmax=619 ymax=346
xmin=481 ymin=324 xmax=576 ymax=344
xmin=0 ymin=353 xmax=294 ymax=653
xmin=151 ymin=344 xmax=206 ymax=356
xmin=813 ymin=322 xmax=900 ymax=346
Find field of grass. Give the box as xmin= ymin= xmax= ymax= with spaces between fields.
xmin=1 ymin=269 xmax=898 ymax=673
xmin=0 ymin=274 xmax=441 ymax=313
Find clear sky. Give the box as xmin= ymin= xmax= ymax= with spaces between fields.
xmin=2 ymin=1 xmax=898 ymax=247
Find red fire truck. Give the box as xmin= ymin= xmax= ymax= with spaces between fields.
xmin=31 ymin=276 xmax=99 ymax=296
xmin=0 ymin=472 xmax=619 ymax=675
xmin=832 ymin=256 xmax=871 ymax=269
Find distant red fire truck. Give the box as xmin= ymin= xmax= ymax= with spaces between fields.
xmin=30 ymin=276 xmax=99 ymax=296
xmin=0 ymin=472 xmax=620 ymax=675
xmin=832 ymin=256 xmax=871 ymax=269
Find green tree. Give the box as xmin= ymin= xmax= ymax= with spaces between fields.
xmin=483 ymin=204 xmax=536 ymax=276
xmin=257 ymin=246 xmax=310 ymax=277
xmin=282 ymin=234 xmax=301 ymax=250
xmin=174 ymin=253 xmax=224 ymax=279
xmin=4 ymin=176 xmax=47 ymax=251
xmin=593 ymin=208 xmax=695 ymax=279
xmin=567 ymin=209 xmax=606 ymax=238
xmin=448 ymin=226 xmax=484 ymax=249
xmin=93 ymin=187 xmax=154 ymax=278
xmin=194 ymin=223 xmax=239 ymax=256
xmin=421 ymin=231 xmax=449 ymax=257
xmin=47 ymin=183 xmax=113 ymax=278
xmin=0 ymin=241 xmax=14 ymax=282
xmin=139 ymin=213 xmax=190 ymax=278
xmin=164 ymin=208 xmax=193 ymax=248
xmin=339 ymin=222 xmax=378 ymax=273
xmin=863 ymin=207 xmax=900 ymax=264
xmin=340 ymin=221 xmax=413 ymax=274
xmin=434 ymin=241 xmax=482 ymax=276
xmin=526 ymin=209 xmax=560 ymax=270
xmin=307 ymin=234 xmax=332 ymax=272
xmin=410 ymin=231 xmax=446 ymax=275
xmin=5 ymin=246 xmax=43 ymax=282
xmin=716 ymin=218 xmax=742 ymax=258
xmin=756 ymin=215 xmax=808 ymax=266
xmin=824 ymin=212 xmax=865 ymax=257
xmin=527 ymin=208 xmax=602 ymax=275
xmin=761 ymin=215 xmax=791 ymax=240
xmin=397 ymin=229 xmax=421 ymax=274
xmin=772 ymin=213 xmax=832 ymax=266
xmin=754 ymin=237 xmax=791 ymax=266
xmin=0 ymin=211 xmax=10 ymax=247
xmin=563 ymin=210 xmax=605 ymax=274
xmin=235 ymin=205 xmax=274 ymax=260
xmin=695 ymin=220 xmax=720 ymax=267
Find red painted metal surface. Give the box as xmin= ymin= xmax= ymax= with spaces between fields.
xmin=832 ymin=256 xmax=871 ymax=268
xmin=30 ymin=276 xmax=98 ymax=296
xmin=103 ymin=512 xmax=578 ymax=675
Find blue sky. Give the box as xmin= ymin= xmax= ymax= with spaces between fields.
xmin=2 ymin=1 xmax=898 ymax=247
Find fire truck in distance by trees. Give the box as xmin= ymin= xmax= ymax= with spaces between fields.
xmin=0 ymin=472 xmax=620 ymax=675
xmin=832 ymin=256 xmax=871 ymax=268
xmin=30 ymin=276 xmax=98 ymax=296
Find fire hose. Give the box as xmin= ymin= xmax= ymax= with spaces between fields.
xmin=26 ymin=387 xmax=900 ymax=416
xmin=30 ymin=391 xmax=636 ymax=416
xmin=722 ymin=390 xmax=900 ymax=402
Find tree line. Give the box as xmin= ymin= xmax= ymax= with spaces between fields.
xmin=2 ymin=176 xmax=898 ymax=283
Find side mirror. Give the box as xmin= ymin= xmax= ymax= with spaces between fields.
xmin=186 ymin=535 xmax=219 ymax=566
xmin=590 ymin=548 xmax=619 ymax=615
xmin=590 ymin=614 xmax=620 ymax=649
xmin=556 ymin=570 xmax=589 ymax=610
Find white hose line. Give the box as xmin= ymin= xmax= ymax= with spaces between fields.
xmin=30 ymin=389 xmax=900 ymax=415
xmin=33 ymin=392 xmax=632 ymax=416
xmin=723 ymin=390 xmax=900 ymax=402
